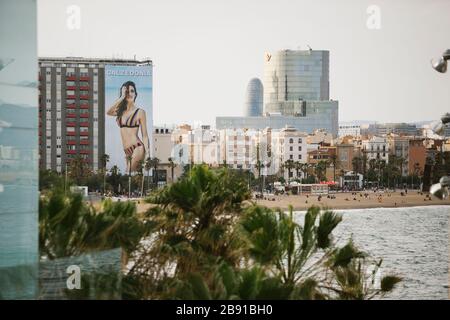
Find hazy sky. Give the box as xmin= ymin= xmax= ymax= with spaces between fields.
xmin=38 ymin=0 xmax=450 ymax=126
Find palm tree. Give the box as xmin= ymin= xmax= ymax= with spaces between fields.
xmin=413 ymin=162 xmax=421 ymax=189
xmin=255 ymin=160 xmax=264 ymax=194
xmin=300 ymin=163 xmax=309 ymax=181
xmin=376 ymin=159 xmax=386 ymax=187
xmin=294 ymin=161 xmax=302 ymax=181
xmin=136 ymin=159 xmax=144 ymax=197
xmin=396 ymin=156 xmax=406 ymax=179
xmin=126 ymin=155 xmax=133 ymax=197
xmin=150 ymin=157 xmax=160 ymax=188
xmin=130 ymin=165 xmax=401 ymax=299
xmin=109 ymin=165 xmax=120 ymax=194
xmin=144 ymin=157 xmax=152 ymax=194
xmin=329 ymin=154 xmax=338 ymax=183
xmin=39 ymin=189 xmax=150 ymax=283
xmin=352 ymin=156 xmax=362 ymax=189
xmin=168 ymin=157 xmax=176 ymax=183
xmin=100 ymin=154 xmax=110 ymax=195
xmin=240 ymin=205 xmax=402 ymax=299
xmin=68 ymin=155 xmax=91 ymax=186
xmin=361 ymin=152 xmax=368 ymax=188
xmin=134 ymin=165 xmax=251 ymax=293
xmin=315 ymin=160 xmax=327 ymax=183
xmin=284 ymin=159 xmax=295 ymax=183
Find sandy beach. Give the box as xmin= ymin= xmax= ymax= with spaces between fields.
xmin=253 ymin=191 xmax=450 ymax=211
xmin=127 ymin=190 xmax=450 ymax=213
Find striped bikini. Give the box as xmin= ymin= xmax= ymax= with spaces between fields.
xmin=117 ymin=108 xmax=145 ymax=156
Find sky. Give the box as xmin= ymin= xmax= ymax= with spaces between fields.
xmin=37 ymin=0 xmax=450 ymax=126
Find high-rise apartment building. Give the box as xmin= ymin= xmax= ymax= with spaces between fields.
xmin=38 ymin=57 xmax=152 ymax=173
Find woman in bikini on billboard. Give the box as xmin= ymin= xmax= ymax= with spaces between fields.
xmin=107 ymin=81 xmax=149 ymax=173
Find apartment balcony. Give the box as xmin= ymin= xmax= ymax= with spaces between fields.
xmin=80 ymin=140 xmax=89 ymax=145
xmin=67 ymin=150 xmax=77 ymax=155
xmin=80 ymin=131 xmax=89 ymax=136
xmin=80 ymin=150 xmax=89 ymax=155
xmin=67 ymin=140 xmax=76 ymax=145
xmin=67 ymin=95 xmax=76 ymax=99
xmin=79 ymin=122 xmax=89 ymax=127
xmin=80 ymin=104 xmax=89 ymax=109
xmin=66 ymin=132 xmax=76 ymax=136
xmin=80 ymin=114 xmax=89 ymax=118
xmin=67 ymin=104 xmax=76 ymax=109
xmin=79 ymin=86 xmax=90 ymax=91
xmin=66 ymin=76 xmax=76 ymax=81
xmin=80 ymin=95 xmax=89 ymax=100
xmin=66 ymin=86 xmax=76 ymax=90
xmin=66 ymin=113 xmax=76 ymax=118
xmin=79 ymin=76 xmax=89 ymax=81
xmin=66 ymin=122 xmax=76 ymax=127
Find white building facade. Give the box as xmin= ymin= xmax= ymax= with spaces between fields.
xmin=362 ymin=136 xmax=389 ymax=163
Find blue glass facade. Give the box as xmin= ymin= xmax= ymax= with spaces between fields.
xmin=0 ymin=0 xmax=39 ymax=299
xmin=244 ymin=78 xmax=263 ymax=117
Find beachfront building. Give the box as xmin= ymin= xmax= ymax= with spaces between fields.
xmin=189 ymin=125 xmax=220 ymax=166
xmin=337 ymin=143 xmax=356 ymax=172
xmin=218 ymin=128 xmax=257 ymax=170
xmin=388 ymin=136 xmax=410 ymax=176
xmin=252 ymin=128 xmax=277 ymax=176
xmin=171 ymin=124 xmax=192 ymax=166
xmin=271 ymin=126 xmax=308 ymax=180
xmin=408 ymin=138 xmax=427 ymax=176
xmin=362 ymin=136 xmax=389 ymax=164
xmin=307 ymin=145 xmax=337 ymax=181
xmin=340 ymin=171 xmax=364 ymax=189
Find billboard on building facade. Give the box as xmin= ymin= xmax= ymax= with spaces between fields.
xmin=104 ymin=65 xmax=153 ymax=174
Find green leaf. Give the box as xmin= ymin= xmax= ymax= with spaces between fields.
xmin=187 ymin=273 xmax=212 ymax=300
xmin=380 ymin=275 xmax=402 ymax=292
xmin=317 ymin=211 xmax=342 ymax=249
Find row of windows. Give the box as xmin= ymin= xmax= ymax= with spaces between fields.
xmin=288 ymin=154 xmax=303 ymax=160
xmin=288 ymin=138 xmax=303 ymax=144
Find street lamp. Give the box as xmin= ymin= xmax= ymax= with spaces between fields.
xmin=429 ymin=50 xmax=450 ymax=199
xmin=431 ymin=49 xmax=450 ymax=73
xmin=429 ymin=176 xmax=449 ymax=200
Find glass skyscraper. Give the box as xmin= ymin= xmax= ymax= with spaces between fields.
xmin=216 ymin=49 xmax=338 ymax=136
xmin=263 ymin=49 xmax=329 ymax=114
xmin=243 ymin=78 xmax=263 ymax=117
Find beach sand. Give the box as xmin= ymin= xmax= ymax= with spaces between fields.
xmin=128 ymin=190 xmax=450 ymax=213
xmin=254 ymin=191 xmax=450 ymax=211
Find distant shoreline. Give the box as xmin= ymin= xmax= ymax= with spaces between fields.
xmin=253 ymin=191 xmax=450 ymax=211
